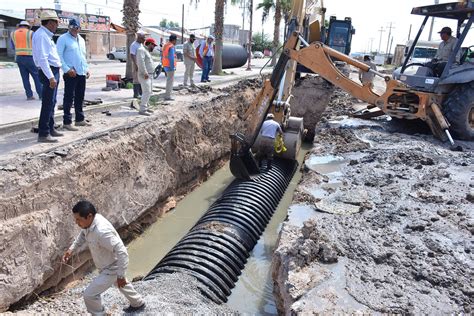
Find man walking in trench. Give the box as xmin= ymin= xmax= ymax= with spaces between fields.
xmin=57 ymin=18 xmax=91 ymax=131
xmin=32 ymin=10 xmax=64 ymax=143
xmin=63 ymin=200 xmax=146 ymax=315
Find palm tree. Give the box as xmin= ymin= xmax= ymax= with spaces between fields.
xmin=257 ymin=0 xmax=290 ymax=66
xmin=122 ymin=0 xmax=141 ymax=79
xmin=192 ymin=0 xmax=239 ymax=75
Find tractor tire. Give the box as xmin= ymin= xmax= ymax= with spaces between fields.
xmin=442 ymin=81 xmax=474 ymax=141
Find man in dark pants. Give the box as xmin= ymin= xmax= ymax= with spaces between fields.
xmin=57 ymin=18 xmax=90 ymax=131
xmin=199 ymin=35 xmax=214 ymax=83
xmin=11 ymin=20 xmax=42 ymax=100
xmin=32 ymin=10 xmax=63 ymax=143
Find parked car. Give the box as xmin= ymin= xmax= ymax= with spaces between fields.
xmin=107 ymin=47 xmax=127 ymax=62
xmin=253 ymin=51 xmax=264 ymax=58
xmin=175 ymin=44 xmax=184 ymax=61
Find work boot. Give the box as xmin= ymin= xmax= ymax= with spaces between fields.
xmin=27 ymin=96 xmax=36 ymax=101
xmin=38 ymin=135 xmax=58 ymax=143
xmin=63 ymin=124 xmax=79 ymax=131
xmin=138 ymin=111 xmax=150 ymax=116
xmin=50 ymin=129 xmax=64 ymax=137
xmin=123 ymin=303 xmax=146 ymax=313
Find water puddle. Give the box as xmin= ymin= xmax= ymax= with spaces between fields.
xmin=286 ymin=204 xmax=318 ymax=227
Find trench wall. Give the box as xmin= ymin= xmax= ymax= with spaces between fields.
xmin=0 ymin=81 xmax=258 ymax=311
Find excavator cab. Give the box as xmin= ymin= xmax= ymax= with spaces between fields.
xmin=325 ymin=16 xmax=355 ymax=55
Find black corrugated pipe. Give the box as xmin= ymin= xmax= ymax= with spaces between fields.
xmin=144 ymin=158 xmax=297 ymax=303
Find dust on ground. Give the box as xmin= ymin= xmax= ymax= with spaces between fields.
xmin=274 ymin=88 xmax=474 ymax=314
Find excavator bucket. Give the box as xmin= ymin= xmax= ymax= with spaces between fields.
xmin=230 ymin=133 xmax=260 ymax=180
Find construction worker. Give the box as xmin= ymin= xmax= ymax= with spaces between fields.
xmin=257 ymin=113 xmax=283 ymax=170
xmin=162 ymin=34 xmax=177 ymax=101
xmin=57 ymin=18 xmax=91 ymax=131
xmin=136 ymin=38 xmax=158 ymax=116
xmin=183 ymin=34 xmax=197 ymax=87
xmin=359 ymin=55 xmax=376 ymax=88
xmin=63 ymin=200 xmax=146 ymax=315
xmin=199 ymin=35 xmax=215 ymax=83
xmin=130 ymin=30 xmax=147 ymax=99
xmin=32 ymin=10 xmax=63 ymax=143
xmin=427 ymin=26 xmax=461 ymax=77
xmin=11 ymin=20 xmax=42 ymax=100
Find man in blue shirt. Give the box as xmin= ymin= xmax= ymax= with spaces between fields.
xmin=57 ymin=18 xmax=90 ymax=131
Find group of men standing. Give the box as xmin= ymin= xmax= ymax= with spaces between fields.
xmin=11 ymin=10 xmax=90 ymax=143
xmin=129 ymin=30 xmax=215 ymax=108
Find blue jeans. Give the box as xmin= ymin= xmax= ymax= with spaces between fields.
xmin=16 ymin=55 xmax=42 ymax=98
xmin=63 ymin=74 xmax=86 ymax=125
xmin=201 ymin=56 xmax=213 ymax=81
xmin=38 ymin=67 xmax=60 ymax=137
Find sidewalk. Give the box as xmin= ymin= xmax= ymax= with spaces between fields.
xmin=0 ymin=59 xmax=272 ymax=135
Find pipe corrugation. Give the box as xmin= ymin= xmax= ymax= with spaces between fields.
xmin=144 ymin=158 xmax=297 ymax=303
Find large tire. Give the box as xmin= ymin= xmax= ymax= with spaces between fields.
xmin=442 ymin=81 xmax=474 ymax=140
xmin=107 ymin=53 xmax=115 ymax=60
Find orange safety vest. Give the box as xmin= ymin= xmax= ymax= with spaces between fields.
xmin=11 ymin=28 xmax=33 ymax=56
xmin=162 ymin=42 xmax=177 ymax=68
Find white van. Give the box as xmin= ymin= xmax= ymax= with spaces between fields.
xmin=404 ymin=40 xmax=440 ymax=64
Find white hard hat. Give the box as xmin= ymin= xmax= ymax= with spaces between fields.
xmin=266 ymin=113 xmax=274 ymax=119
xmin=40 ymin=10 xmax=59 ymax=22
xmin=19 ymin=21 xmax=30 ymax=27
xmin=136 ymin=29 xmax=148 ymax=36
xmin=208 ymin=35 xmax=215 ymax=40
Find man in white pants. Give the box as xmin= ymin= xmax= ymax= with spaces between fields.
xmin=63 ymin=200 xmax=145 ymax=315
xmin=183 ymin=34 xmax=196 ymax=87
xmin=136 ymin=38 xmax=158 ymax=116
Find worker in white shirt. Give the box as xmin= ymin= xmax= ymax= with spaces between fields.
xmin=63 ymin=200 xmax=145 ymax=315
xmin=136 ymin=38 xmax=158 ymax=116
xmin=257 ymin=113 xmax=283 ymax=170
xmin=32 ymin=10 xmax=64 ymax=143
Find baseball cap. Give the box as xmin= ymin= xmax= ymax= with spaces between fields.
xmin=136 ymin=30 xmax=148 ymax=36
xmin=267 ymin=113 xmax=274 ymax=119
xmin=19 ymin=21 xmax=30 ymax=27
xmin=40 ymin=10 xmax=59 ymax=22
xmin=69 ymin=18 xmax=80 ymax=29
xmin=145 ymin=38 xmax=157 ymax=46
xmin=438 ymin=26 xmax=452 ymax=34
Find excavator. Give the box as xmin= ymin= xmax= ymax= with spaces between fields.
xmin=230 ymin=0 xmax=474 ymax=180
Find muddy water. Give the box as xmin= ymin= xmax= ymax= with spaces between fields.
xmin=125 ymin=144 xmax=311 ymax=314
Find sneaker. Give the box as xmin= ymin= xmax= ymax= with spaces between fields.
xmin=75 ymin=120 xmax=91 ymax=127
xmin=183 ymin=83 xmax=189 ymax=87
xmin=206 ymin=79 xmax=211 ymax=82
xmin=27 ymin=96 xmax=36 ymax=101
xmin=38 ymin=135 xmax=58 ymax=143
xmin=138 ymin=111 xmax=151 ymax=116
xmin=63 ymin=124 xmax=79 ymax=131
xmin=130 ymin=100 xmax=138 ymax=109
xmin=164 ymin=97 xmax=175 ymax=101
xmin=50 ymin=129 xmax=64 ymax=137
xmin=146 ymin=109 xmax=154 ymax=113
xmin=123 ymin=303 xmax=146 ymax=313
xmin=58 ymin=105 xmax=64 ymax=110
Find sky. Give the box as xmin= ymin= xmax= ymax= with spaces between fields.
xmin=1 ymin=0 xmax=473 ymax=53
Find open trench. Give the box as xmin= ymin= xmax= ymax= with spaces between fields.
xmin=0 ymin=75 xmax=333 ymax=313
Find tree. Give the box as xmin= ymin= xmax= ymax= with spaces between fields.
xmin=123 ymin=0 xmax=141 ymax=79
xmin=252 ymin=33 xmax=272 ymax=52
xmin=159 ymin=18 xmax=168 ymax=28
xmin=256 ymin=0 xmax=290 ymax=66
xmin=192 ymin=0 xmax=239 ymax=75
xmin=159 ymin=18 xmax=180 ymax=28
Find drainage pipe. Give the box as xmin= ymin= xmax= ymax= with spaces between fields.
xmin=144 ymin=158 xmax=297 ymax=303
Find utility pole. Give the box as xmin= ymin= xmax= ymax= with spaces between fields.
xmin=369 ymin=37 xmax=374 ymax=53
xmin=377 ymin=26 xmax=385 ymax=53
xmin=408 ymin=24 xmax=412 ymax=41
xmin=97 ymin=8 xmax=103 ymax=15
xmin=181 ymin=3 xmax=184 ymax=44
xmin=241 ymin=0 xmax=246 ymax=31
xmin=246 ymin=0 xmax=253 ymax=70
xmin=385 ymin=22 xmax=394 ymax=56
xmin=428 ymin=0 xmax=440 ymax=40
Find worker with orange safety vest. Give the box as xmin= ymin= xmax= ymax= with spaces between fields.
xmin=199 ymin=35 xmax=215 ymax=83
xmin=161 ymin=34 xmax=177 ymax=101
xmin=11 ymin=20 xmax=42 ymax=100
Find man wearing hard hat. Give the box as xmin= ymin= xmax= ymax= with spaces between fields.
xmin=11 ymin=20 xmax=42 ymax=100
xmin=32 ymin=10 xmax=63 ymax=143
xmin=257 ymin=113 xmax=283 ymax=170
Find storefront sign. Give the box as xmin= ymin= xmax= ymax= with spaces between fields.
xmin=25 ymin=8 xmax=110 ymax=31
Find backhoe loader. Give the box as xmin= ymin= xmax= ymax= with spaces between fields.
xmin=230 ymin=0 xmax=474 ymax=180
